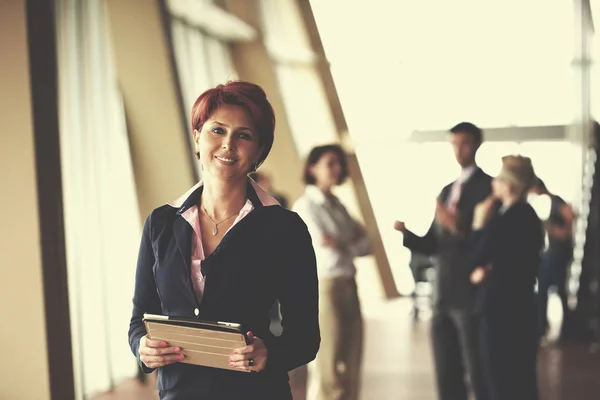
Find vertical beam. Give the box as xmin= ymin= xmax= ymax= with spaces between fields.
xmin=1 ymin=0 xmax=75 ymax=398
xmin=106 ymin=0 xmax=196 ymax=217
xmin=26 ymin=0 xmax=76 ymax=398
xmin=295 ymin=0 xmax=399 ymax=299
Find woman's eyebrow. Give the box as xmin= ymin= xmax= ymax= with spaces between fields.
xmin=212 ymin=121 xmax=253 ymax=131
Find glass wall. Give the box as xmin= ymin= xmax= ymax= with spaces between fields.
xmin=258 ymin=0 xmax=339 ymax=157
xmin=310 ymin=0 xmax=579 ymax=294
xmin=167 ymin=0 xmax=252 ymax=177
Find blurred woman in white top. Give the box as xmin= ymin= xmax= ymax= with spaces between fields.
xmin=293 ymin=144 xmax=371 ymax=400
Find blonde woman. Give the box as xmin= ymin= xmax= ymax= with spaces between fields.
xmin=469 ymin=155 xmax=543 ymax=400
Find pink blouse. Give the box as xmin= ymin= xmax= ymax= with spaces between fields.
xmin=171 ymin=179 xmax=280 ymax=304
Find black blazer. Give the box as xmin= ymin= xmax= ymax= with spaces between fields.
xmin=128 ymin=183 xmax=320 ymax=399
xmin=403 ymin=167 xmax=493 ymax=309
xmin=468 ymin=202 xmax=544 ymax=315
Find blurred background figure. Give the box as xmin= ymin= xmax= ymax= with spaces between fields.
xmin=294 ymin=144 xmax=371 ymax=400
xmin=469 ymin=156 xmax=542 ymax=400
xmin=529 ymin=178 xmax=576 ymax=341
xmin=394 ymin=122 xmax=491 ymax=400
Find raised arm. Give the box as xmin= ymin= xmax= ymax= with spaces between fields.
xmin=293 ymin=199 xmax=340 ymax=260
xmin=397 ymin=218 xmax=439 ymax=256
xmin=347 ymin=219 xmax=372 ymax=258
xmin=467 ymin=197 xmax=501 ymax=271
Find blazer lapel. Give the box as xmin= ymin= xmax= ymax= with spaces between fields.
xmin=457 ymin=167 xmax=482 ymax=206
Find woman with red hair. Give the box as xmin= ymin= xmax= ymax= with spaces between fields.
xmin=128 ymin=81 xmax=320 ymax=399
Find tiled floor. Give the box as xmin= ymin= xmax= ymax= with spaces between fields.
xmin=94 ymin=298 xmax=600 ymax=400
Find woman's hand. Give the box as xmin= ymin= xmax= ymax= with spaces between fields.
xmin=229 ymin=331 xmax=268 ymax=372
xmin=138 ymin=335 xmax=184 ymax=369
xmin=393 ymin=220 xmax=406 ymax=233
xmin=435 ymin=200 xmax=460 ymax=235
xmin=322 ymin=233 xmax=339 ymax=249
xmin=473 ymin=195 xmax=497 ymax=230
xmin=470 ymin=264 xmax=492 ymax=284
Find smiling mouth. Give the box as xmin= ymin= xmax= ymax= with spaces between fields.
xmin=215 ymin=156 xmax=237 ymax=164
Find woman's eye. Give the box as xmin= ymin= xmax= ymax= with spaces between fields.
xmin=211 ymin=127 xmax=225 ymax=134
xmin=239 ymin=132 xmax=252 ymax=140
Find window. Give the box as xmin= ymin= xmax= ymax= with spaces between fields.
xmin=55 ymin=0 xmax=140 ymax=396
xmin=167 ymin=0 xmax=248 ymax=177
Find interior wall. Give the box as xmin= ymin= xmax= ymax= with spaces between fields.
xmin=0 ymin=1 xmax=51 ymax=398
xmin=106 ymin=0 xmax=196 ymax=217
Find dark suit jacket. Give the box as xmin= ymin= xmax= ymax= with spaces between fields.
xmin=468 ymin=202 xmax=544 ymax=315
xmin=403 ymin=167 xmax=492 ymax=310
xmin=128 ymin=183 xmax=320 ymax=398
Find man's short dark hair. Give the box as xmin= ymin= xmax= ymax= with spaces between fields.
xmin=450 ymin=122 xmax=483 ymax=144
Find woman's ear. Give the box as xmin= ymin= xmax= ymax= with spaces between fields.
xmin=193 ymin=129 xmax=200 ymax=145
xmin=255 ymin=145 xmax=265 ymax=167
xmin=307 ymin=164 xmax=316 ymax=181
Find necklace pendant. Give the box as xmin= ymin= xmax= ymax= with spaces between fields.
xmin=212 ymin=225 xmax=218 ymax=236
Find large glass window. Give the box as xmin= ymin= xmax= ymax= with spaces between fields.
xmin=167 ymin=0 xmax=251 ymax=177
xmin=258 ymin=0 xmax=338 ymax=157
xmin=55 ymin=0 xmax=141 ymax=396
xmin=310 ymin=0 xmax=575 ymax=131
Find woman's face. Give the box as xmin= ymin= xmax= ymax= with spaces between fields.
xmin=492 ymin=177 xmax=510 ymax=199
xmin=310 ymin=151 xmax=342 ymax=189
xmin=194 ymin=104 xmax=262 ymax=182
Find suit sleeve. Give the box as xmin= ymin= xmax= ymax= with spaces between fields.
xmin=263 ymin=213 xmax=320 ymax=372
xmin=402 ymin=187 xmax=451 ymax=255
xmin=403 ymin=219 xmax=438 ymax=256
xmin=128 ymin=213 xmax=162 ymax=373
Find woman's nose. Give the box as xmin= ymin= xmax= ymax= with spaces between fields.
xmin=222 ymin=135 xmax=235 ymax=150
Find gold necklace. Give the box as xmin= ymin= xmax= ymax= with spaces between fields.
xmin=201 ymin=204 xmax=238 ymax=236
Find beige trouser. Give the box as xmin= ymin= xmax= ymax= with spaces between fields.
xmin=308 ymin=277 xmax=363 ymax=400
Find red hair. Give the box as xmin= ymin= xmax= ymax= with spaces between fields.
xmin=190 ymin=81 xmax=275 ymax=168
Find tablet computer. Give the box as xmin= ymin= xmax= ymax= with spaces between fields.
xmin=143 ymin=313 xmax=249 ymax=372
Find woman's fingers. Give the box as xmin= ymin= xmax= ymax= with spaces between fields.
xmin=142 ymin=336 xmax=167 ymax=348
xmin=228 ymin=353 xmax=265 ymax=371
xmin=229 ymin=331 xmax=267 ymax=371
xmin=139 ymin=345 xmax=181 ymax=356
xmin=139 ymin=335 xmax=184 ymax=368
xmin=141 ymin=353 xmax=185 ymax=368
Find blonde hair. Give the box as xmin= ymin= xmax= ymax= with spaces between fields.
xmin=497 ymin=155 xmax=536 ymax=199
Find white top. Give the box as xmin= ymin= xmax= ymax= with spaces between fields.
xmin=293 ymin=185 xmax=371 ymax=280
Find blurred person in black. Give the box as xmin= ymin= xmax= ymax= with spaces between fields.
xmin=394 ymin=122 xmax=491 ymax=400
xmin=469 ymin=155 xmax=543 ymax=400
xmin=529 ymin=177 xmax=575 ymax=340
